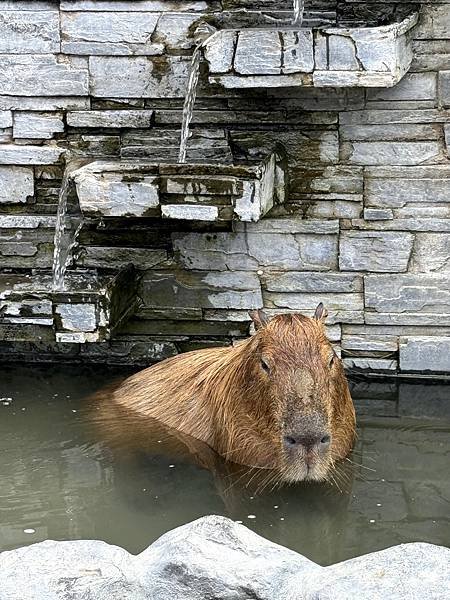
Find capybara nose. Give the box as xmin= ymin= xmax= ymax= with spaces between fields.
xmin=283 ymin=433 xmax=331 ymax=451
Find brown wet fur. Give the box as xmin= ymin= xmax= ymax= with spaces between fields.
xmin=108 ymin=311 xmax=356 ymax=484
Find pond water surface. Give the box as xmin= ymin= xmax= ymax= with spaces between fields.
xmin=0 ymin=363 xmax=449 ymax=566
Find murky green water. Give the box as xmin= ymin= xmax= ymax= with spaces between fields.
xmin=0 ymin=364 xmax=449 ymax=566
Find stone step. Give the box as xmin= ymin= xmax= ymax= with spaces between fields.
xmin=0 ymin=265 xmax=139 ymax=344
xmin=71 ymin=148 xmax=287 ymax=223
xmin=204 ymin=13 xmax=419 ymax=89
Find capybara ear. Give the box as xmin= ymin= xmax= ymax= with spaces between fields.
xmin=249 ymin=309 xmax=270 ymax=330
xmin=314 ymin=303 xmax=328 ymax=322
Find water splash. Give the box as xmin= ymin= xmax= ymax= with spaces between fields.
xmin=178 ymin=43 xmax=203 ymax=164
xmin=292 ymin=0 xmax=305 ymax=26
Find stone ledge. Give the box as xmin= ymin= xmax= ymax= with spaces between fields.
xmin=205 ymin=13 xmax=418 ymax=89
xmin=0 ymin=266 xmax=139 ymax=344
xmin=0 ymin=516 xmax=447 ymax=600
xmin=71 ymin=149 xmax=287 ymax=222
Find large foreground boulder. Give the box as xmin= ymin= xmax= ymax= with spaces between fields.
xmin=0 ymin=515 xmax=448 ymax=600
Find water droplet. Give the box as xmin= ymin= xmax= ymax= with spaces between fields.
xmin=169 ymin=464 xmax=175 ymax=468
xmin=280 ymin=517 xmax=285 ymax=521
xmin=247 ymin=515 xmax=256 ymax=519
xmin=273 ymin=505 xmax=279 ymax=509
xmin=24 ymin=529 xmax=35 ymax=534
xmin=369 ymin=519 xmax=375 ymax=523
xmin=376 ymin=503 xmax=381 ymax=507
xmin=235 ymin=520 xmax=243 ymax=524
xmin=71 ymin=410 xmax=77 ymax=413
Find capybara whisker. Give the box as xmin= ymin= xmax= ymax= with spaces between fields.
xmin=110 ymin=307 xmax=356 ymax=484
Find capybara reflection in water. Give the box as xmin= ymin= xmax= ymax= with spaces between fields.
xmin=111 ymin=305 xmax=356 ymax=483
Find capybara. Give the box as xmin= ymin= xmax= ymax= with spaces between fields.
xmin=110 ymin=305 xmax=356 ymax=483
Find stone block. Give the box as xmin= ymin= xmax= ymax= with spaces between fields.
xmin=0 ymin=55 xmax=88 ymax=97
xmin=77 ymin=247 xmax=167 ymax=270
xmin=0 ymin=145 xmax=63 ymax=165
xmin=61 ymin=12 xmax=164 ymax=55
xmin=445 ymin=124 xmax=450 ymax=156
xmin=341 ymin=141 xmax=443 ymax=166
xmin=0 ymin=10 xmax=60 ymax=53
xmin=264 ymin=292 xmax=363 ymax=319
xmin=89 ymin=56 xmax=189 ymax=98
xmin=415 ymin=4 xmax=450 ymax=40
xmin=235 ymin=218 xmax=339 ymax=235
xmin=74 ymin=169 xmax=159 ymax=217
xmin=339 ymin=231 xmax=414 ymax=272
xmin=66 ymin=110 xmax=154 ymax=128
xmin=363 ymin=208 xmax=394 ymax=221
xmin=60 ymin=1 xmax=212 ymax=10
xmin=341 ymin=335 xmax=398 ymax=353
xmin=55 ymin=304 xmax=97 ymax=333
xmin=140 ymin=270 xmax=262 ymax=311
xmin=342 ymin=358 xmax=397 ymax=372
xmin=234 ymin=30 xmax=282 ymax=75
xmin=400 ymin=337 xmax=450 ymax=373
xmin=173 ymin=231 xmax=338 ymax=271
xmin=365 ymin=274 xmax=450 ymax=314
xmin=365 ymin=166 xmax=450 ymax=210
xmin=439 ymin=71 xmax=450 ymax=108
xmin=0 ymin=111 xmax=12 ymax=128
xmin=410 ymin=233 xmax=450 ymax=273
xmin=161 ymin=204 xmax=219 ymax=221
xmin=0 ymin=97 xmax=89 ymax=111
xmin=282 ymin=30 xmax=314 ymax=74
xmin=203 ymin=31 xmax=236 ymax=74
xmin=263 ymin=272 xmax=362 ymax=293
xmin=340 ymin=124 xmax=441 ymax=142
xmin=153 ymin=13 xmax=200 ymax=52
xmin=367 ymin=73 xmax=437 ymax=102
xmin=0 ymin=166 xmax=34 ymax=203
xmin=13 ymin=112 xmax=64 ymax=139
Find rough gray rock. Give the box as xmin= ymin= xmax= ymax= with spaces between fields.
xmin=0 ymin=516 xmax=448 ymax=600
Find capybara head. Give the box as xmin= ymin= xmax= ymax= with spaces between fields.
xmin=236 ymin=305 xmax=356 ymax=483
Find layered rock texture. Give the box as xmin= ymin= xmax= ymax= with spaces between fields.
xmin=1 ymin=1 xmax=450 ymax=374
xmin=0 ymin=516 xmax=448 ymax=600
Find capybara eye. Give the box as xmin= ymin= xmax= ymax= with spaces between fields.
xmin=260 ymin=358 xmax=271 ymax=374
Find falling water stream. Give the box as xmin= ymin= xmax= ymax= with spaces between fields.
xmin=178 ymin=43 xmax=203 ymax=164
xmin=51 ymin=167 xmax=72 ymax=291
xmin=51 ymin=163 xmax=84 ymax=292
xmin=292 ymin=0 xmax=305 ymax=26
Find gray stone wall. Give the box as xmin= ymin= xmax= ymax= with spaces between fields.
xmin=1 ymin=0 xmax=450 ymax=375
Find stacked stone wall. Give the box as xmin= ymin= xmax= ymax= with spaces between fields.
xmin=1 ymin=0 xmax=450 ymax=374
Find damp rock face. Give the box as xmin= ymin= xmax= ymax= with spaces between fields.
xmin=0 ymin=1 xmax=449 ymax=375
xmin=0 ymin=516 xmax=448 ymax=600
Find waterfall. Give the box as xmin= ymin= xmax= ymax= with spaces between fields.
xmin=51 ymin=164 xmax=83 ymax=291
xmin=178 ymin=43 xmax=203 ymax=164
xmin=292 ymin=0 xmax=305 ymax=26
xmin=51 ymin=167 xmax=72 ymax=291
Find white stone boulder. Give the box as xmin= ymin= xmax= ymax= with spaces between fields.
xmin=0 ymin=516 xmax=449 ymax=600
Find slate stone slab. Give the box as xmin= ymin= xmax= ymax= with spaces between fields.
xmin=205 ymin=13 xmax=418 ymax=89
xmin=71 ymin=149 xmax=287 ymax=222
xmin=400 ymin=336 xmax=450 ymax=372
xmin=0 ymin=266 xmax=139 ymax=344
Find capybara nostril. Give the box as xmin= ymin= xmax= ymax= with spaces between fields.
xmin=284 ymin=435 xmax=297 ymax=447
xmin=284 ymin=433 xmax=331 ymax=451
xmin=320 ymin=434 xmax=331 ymax=447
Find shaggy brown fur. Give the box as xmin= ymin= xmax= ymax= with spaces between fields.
xmin=111 ymin=308 xmax=356 ymax=483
